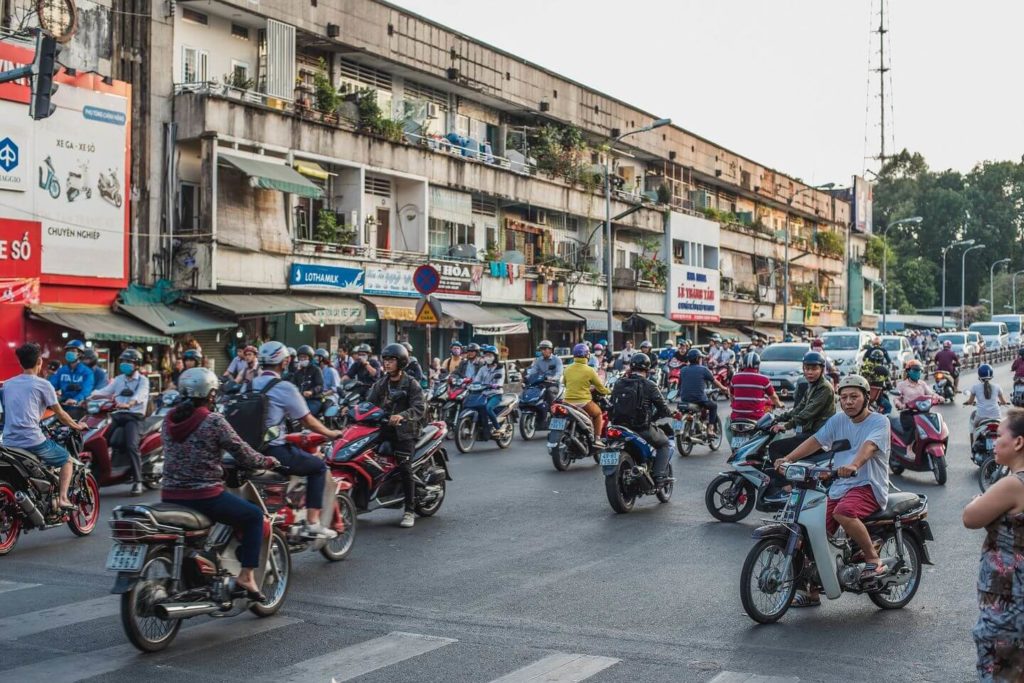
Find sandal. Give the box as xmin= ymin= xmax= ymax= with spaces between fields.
xmin=860 ymin=562 xmax=887 ymax=580
xmin=790 ymin=592 xmax=820 ymax=608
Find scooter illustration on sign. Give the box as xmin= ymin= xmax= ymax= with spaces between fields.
xmin=97 ymin=168 xmax=123 ymax=207
xmin=38 ymin=156 xmax=60 ymax=198
xmin=66 ymin=160 xmax=92 ymax=202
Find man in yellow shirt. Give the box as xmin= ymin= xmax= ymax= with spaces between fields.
xmin=563 ymin=343 xmax=611 ymax=446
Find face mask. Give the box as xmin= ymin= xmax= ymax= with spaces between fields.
xmin=119 ymin=363 xmax=134 ymax=376
xmin=297 ymin=360 xmax=309 ymax=369
xmin=908 ymin=370 xmax=922 ymax=381
xmin=484 ymin=354 xmax=496 ymax=365
xmin=65 ymin=351 xmax=78 ymax=363
xmin=451 ymin=348 xmax=462 ymax=356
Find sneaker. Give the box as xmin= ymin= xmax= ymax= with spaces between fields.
xmin=130 ymin=482 xmax=143 ymax=496
xmin=304 ymin=523 xmax=338 ymax=539
xmin=593 ymin=438 xmax=607 ymax=448
xmin=762 ymin=490 xmax=788 ymax=504
xmin=400 ymin=512 xmax=415 ymax=528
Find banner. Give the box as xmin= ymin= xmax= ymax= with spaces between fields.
xmin=852 ymin=176 xmax=873 ymax=234
xmin=429 ymin=261 xmax=481 ymax=298
xmin=0 ymin=277 xmax=39 ymax=304
xmin=363 ymin=267 xmax=418 ymax=297
xmin=289 ymin=263 xmax=363 ymax=293
xmin=668 ymin=212 xmax=721 ymax=323
xmin=0 ymin=218 xmax=40 ymax=278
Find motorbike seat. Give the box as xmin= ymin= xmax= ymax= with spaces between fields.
xmin=141 ymin=415 xmax=163 ymax=435
xmin=1 ymin=446 xmax=47 ymax=467
xmin=497 ymin=393 xmax=518 ymax=410
xmin=250 ymin=470 xmax=290 ymax=484
xmin=415 ymin=424 xmax=442 ymax=450
xmin=864 ymin=492 xmax=921 ymax=521
xmin=682 ymin=403 xmax=703 ymax=414
xmin=145 ymin=503 xmax=213 ymax=530
xmin=887 ymin=415 xmax=914 ymax=443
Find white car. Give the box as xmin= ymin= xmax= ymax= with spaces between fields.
xmin=881 ymin=335 xmax=914 ymax=371
xmin=969 ymin=322 xmax=1009 ymax=351
xmin=820 ymin=330 xmax=871 ymax=373
xmin=937 ymin=332 xmax=979 ymax=359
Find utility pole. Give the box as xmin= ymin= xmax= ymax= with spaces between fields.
xmin=872 ymin=0 xmax=890 ymax=172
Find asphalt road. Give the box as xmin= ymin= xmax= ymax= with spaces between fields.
xmin=0 ymin=361 xmax=1011 ymax=682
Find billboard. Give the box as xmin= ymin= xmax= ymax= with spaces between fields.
xmin=667 ymin=212 xmax=721 ymax=323
xmin=852 ymin=175 xmax=873 ymax=234
xmin=0 ymin=40 xmax=130 ymax=287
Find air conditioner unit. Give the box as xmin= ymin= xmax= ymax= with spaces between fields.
xmin=530 ymin=208 xmax=548 ymax=225
xmin=425 ymin=102 xmax=439 ymax=119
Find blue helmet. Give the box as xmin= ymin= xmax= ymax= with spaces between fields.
xmin=480 ymin=344 xmax=498 ymax=355
xmin=64 ymin=339 xmax=86 ymax=352
xmin=449 ymin=340 xmax=463 ymax=349
xmin=572 ymin=343 xmax=589 ymax=358
xmin=978 ymin=363 xmax=994 ymax=380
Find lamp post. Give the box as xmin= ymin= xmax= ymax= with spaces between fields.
xmin=1013 ymin=270 xmax=1024 ymax=314
xmin=961 ymin=243 xmax=985 ymax=327
xmin=990 ymin=258 xmax=1011 ymax=318
xmin=783 ymin=182 xmax=835 ymax=337
xmin=941 ymin=239 xmax=974 ymax=329
xmin=604 ymin=117 xmax=671 ymax=351
xmin=880 ymin=216 xmax=923 ymax=331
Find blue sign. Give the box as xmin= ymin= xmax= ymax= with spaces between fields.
xmin=289 ymin=263 xmax=364 ymax=293
xmin=413 ymin=264 xmax=440 ymax=295
xmin=0 ymin=137 xmax=18 ymax=173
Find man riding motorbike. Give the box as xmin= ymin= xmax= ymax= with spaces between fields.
xmin=233 ymin=345 xmax=260 ymax=388
xmin=88 ymin=348 xmax=151 ymax=495
xmin=471 ymin=345 xmax=505 ymax=440
xmin=253 ymin=341 xmax=342 ymax=538
xmin=729 ymin=351 xmax=782 ymax=423
xmin=658 ymin=339 xmax=677 ymax=363
xmin=528 ymin=340 xmax=563 ymax=382
xmin=894 ymin=359 xmax=941 ymax=434
xmin=81 ymin=348 xmax=108 ymax=392
xmin=608 ymin=354 xmax=674 ymax=485
xmin=1012 ymin=348 xmax=1024 ymax=381
xmin=639 ymin=340 xmax=658 ymax=368
xmin=290 ymin=345 xmax=325 ymax=417
xmin=933 ymin=339 xmax=961 ymax=392
xmin=342 ymin=343 xmax=381 ymax=385
xmin=50 ymin=339 xmax=94 ymax=414
xmin=365 ymin=343 xmax=426 ymax=528
xmin=316 ymin=349 xmax=341 ymax=397
xmin=860 ymin=337 xmax=893 ymax=412
xmin=454 ymin=343 xmax=483 ymax=382
xmin=440 ymin=341 xmax=464 ymax=377
xmin=677 ymin=349 xmax=730 ymax=437
xmin=563 ymin=343 xmax=611 ymax=447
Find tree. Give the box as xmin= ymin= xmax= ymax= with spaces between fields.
xmin=895 ymin=257 xmax=938 ymax=310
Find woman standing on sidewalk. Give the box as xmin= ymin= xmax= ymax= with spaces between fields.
xmin=963 ymin=408 xmax=1024 ymax=681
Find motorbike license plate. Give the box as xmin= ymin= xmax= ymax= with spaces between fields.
xmin=673 ymin=419 xmax=684 ymax=432
xmin=731 ymin=436 xmax=747 ymax=449
xmin=106 ymin=543 xmax=145 ymax=572
xmin=549 ymin=418 xmax=567 ymax=431
xmin=599 ymin=450 xmax=620 ymax=466
xmin=986 ymin=438 xmax=996 ymax=452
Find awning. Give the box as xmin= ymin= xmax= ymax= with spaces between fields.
xmin=570 ymin=309 xmax=623 ymax=332
xmin=30 ymin=305 xmax=172 ymax=345
xmin=219 ymin=153 xmax=324 ymax=199
xmin=118 ymin=303 xmax=234 ymax=335
xmin=294 ymin=297 xmax=366 ymax=326
xmin=293 ymin=160 xmax=333 ymax=181
xmin=638 ymin=313 xmax=681 ymax=333
xmin=435 ymin=300 xmax=525 ymax=335
xmin=362 ymin=296 xmax=417 ymax=321
xmin=190 ymin=293 xmax=319 ymax=317
xmin=701 ymin=326 xmax=751 ymax=343
xmin=476 ymin=306 xmax=530 ymax=336
xmin=747 ymin=325 xmax=786 ymax=341
xmin=519 ymin=306 xmax=583 ymax=323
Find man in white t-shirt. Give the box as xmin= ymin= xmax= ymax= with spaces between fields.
xmin=1 ymin=344 xmax=87 ymax=508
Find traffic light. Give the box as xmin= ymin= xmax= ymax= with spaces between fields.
xmin=29 ymin=32 xmax=61 ymax=120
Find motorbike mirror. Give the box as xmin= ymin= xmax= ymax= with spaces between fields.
xmin=830 ymin=439 xmax=851 ymax=453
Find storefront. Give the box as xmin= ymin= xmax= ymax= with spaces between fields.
xmin=570 ymin=309 xmax=623 ymax=347
xmin=621 ymin=312 xmax=680 ymax=348
xmin=518 ymin=306 xmax=584 ymax=355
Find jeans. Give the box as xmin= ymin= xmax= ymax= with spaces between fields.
xmin=637 ymin=426 xmax=671 ymax=479
xmin=26 ymin=439 xmax=70 ymax=466
xmin=163 ymin=491 xmax=263 ymax=568
xmin=112 ymin=412 xmax=143 ymax=483
xmin=476 ymin=395 xmax=501 ymax=435
xmin=683 ymin=397 xmax=718 ymax=428
xmin=383 ymin=426 xmax=417 ymax=512
xmin=265 ymin=443 xmax=327 ymax=510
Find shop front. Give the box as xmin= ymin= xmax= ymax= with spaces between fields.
xmin=518 ymin=306 xmax=584 ymax=355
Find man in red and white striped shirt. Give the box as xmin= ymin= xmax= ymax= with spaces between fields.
xmin=729 ymin=351 xmax=782 ymax=422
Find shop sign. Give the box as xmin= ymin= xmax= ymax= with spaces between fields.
xmin=669 ymin=266 xmax=721 ymax=323
xmin=0 ymin=277 xmax=39 ymax=304
xmin=0 ymin=127 xmax=28 ymax=192
xmin=294 ymin=301 xmax=365 ymax=326
xmin=363 ymin=267 xmax=418 ymax=298
xmin=289 ymin=263 xmax=364 ymax=294
xmin=429 ymin=260 xmax=481 ymax=297
xmin=0 ymin=218 xmax=40 ymax=278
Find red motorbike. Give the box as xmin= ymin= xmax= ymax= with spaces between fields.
xmin=427 ymin=375 xmax=471 ymax=437
xmin=79 ymin=398 xmax=164 ymax=490
xmin=327 ymin=403 xmax=452 ymax=519
xmin=708 ymin=361 xmax=733 ymax=401
xmin=889 ymin=396 xmax=949 ymax=485
xmin=664 ymin=357 xmax=684 ymax=403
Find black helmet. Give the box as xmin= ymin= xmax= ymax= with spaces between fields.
xmin=354 ymin=343 xmax=371 ymax=354
xmin=1018 ymin=348 xmax=1024 ymax=359
xmin=381 ymin=343 xmax=410 ymax=369
xmin=182 ymin=349 xmax=203 ymax=362
xmin=119 ymin=348 xmax=143 ymax=364
xmin=802 ymin=351 xmax=827 ymax=368
xmin=466 ymin=343 xmax=481 ymax=353
xmin=867 ymin=347 xmax=886 ymax=362
xmin=314 ymin=348 xmax=330 ymax=360
xmin=629 ymin=354 xmax=652 ymax=372
xmin=296 ymin=344 xmax=315 ymax=359
xmin=686 ymin=348 xmax=703 ymax=363
xmin=81 ymin=348 xmax=98 ymax=364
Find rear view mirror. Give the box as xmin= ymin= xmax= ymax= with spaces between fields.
xmin=831 ymin=439 xmax=851 ymax=452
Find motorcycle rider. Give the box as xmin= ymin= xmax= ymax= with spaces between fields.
xmin=81 ymin=348 xmax=108 ymax=391
xmin=253 ymin=341 xmax=341 ymax=539
xmin=528 ymin=340 xmax=563 ymax=383
xmin=440 ymin=341 xmax=464 ymax=377
xmin=609 ymin=354 xmax=674 ymax=485
xmin=472 ymin=345 xmax=506 ymax=440
xmin=402 ymin=342 xmax=426 ymax=383
xmin=455 ymin=342 xmax=483 ymax=382
xmin=564 ymin=343 xmax=611 ymax=447
xmin=964 ymin=363 xmax=1009 ymax=431
xmin=182 ymin=348 xmax=203 ymax=371
xmin=933 ymin=339 xmax=961 ymax=392
xmin=613 ymin=340 xmax=635 ymax=371
xmin=639 ymin=340 xmax=658 ymax=368
xmin=365 ymin=343 xmax=426 ymax=529
xmin=88 ymin=348 xmax=151 ymax=495
xmin=342 ymin=343 xmax=381 ymax=385
xmin=161 ymin=367 xmax=280 ymax=600
xmin=729 ymin=351 xmax=782 ymax=423
xmin=2 ymin=343 xmax=88 ymax=510
xmin=894 ymin=359 xmax=941 ymax=435
xmin=1012 ymin=347 xmax=1024 ymax=381
xmin=50 ymin=339 xmax=94 ymax=414
xmin=809 ymin=338 xmax=839 ymax=384
xmin=860 ymin=336 xmax=893 ymax=413
xmin=290 ymin=345 xmax=325 ymax=417
xmin=316 ymin=349 xmax=340 ymax=397
xmin=677 ymin=349 xmax=730 ymax=437
xmin=233 ymin=345 xmax=260 ymax=387
xmin=223 ymin=346 xmax=247 ymax=382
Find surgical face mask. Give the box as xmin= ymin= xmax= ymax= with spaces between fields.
xmin=65 ymin=351 xmax=78 ymax=363
xmin=355 ymin=354 xmax=367 ymax=363
xmin=908 ymin=369 xmax=922 ymax=381
xmin=484 ymin=354 xmax=497 ymax=365
xmin=451 ymin=348 xmax=462 ymax=356
xmin=119 ymin=363 xmax=135 ymax=376
xmin=297 ymin=359 xmax=310 ymax=369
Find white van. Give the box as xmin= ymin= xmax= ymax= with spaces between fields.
xmin=992 ymin=314 xmax=1024 ymax=345
xmin=820 ymin=330 xmax=873 ymax=372
xmin=969 ymin=321 xmax=1010 ymax=351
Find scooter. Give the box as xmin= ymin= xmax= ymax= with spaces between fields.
xmin=518 ymin=374 xmax=563 ymax=440
xmin=66 ymin=160 xmax=92 ymax=202
xmin=1012 ymin=378 xmax=1024 ymax=408
xmin=79 ymin=398 xmax=164 ymax=490
xmin=664 ymin=357 xmax=684 ymax=402
xmin=888 ymin=397 xmax=949 ymax=485
xmin=38 ymin=156 xmax=60 ymax=198
xmin=969 ymin=417 xmax=1000 ymax=468
xmin=97 ymin=168 xmax=123 ymax=207
xmin=547 ymin=394 xmax=610 ymax=471
xmin=932 ymin=371 xmax=956 ymax=403
xmin=454 ymin=383 xmax=519 ymax=453
xmin=708 ymin=362 xmax=733 ymax=401
xmin=426 ymin=375 xmax=469 ymax=436
xmin=705 ymin=412 xmax=786 ymax=522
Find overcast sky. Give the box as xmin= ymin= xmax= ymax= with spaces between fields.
xmin=392 ymin=0 xmax=1023 ymax=185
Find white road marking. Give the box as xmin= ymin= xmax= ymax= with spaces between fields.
xmin=489 ymin=652 xmax=621 ymax=682
xmin=710 ymin=672 xmax=800 ymax=683
xmin=0 ymin=579 xmax=40 ymax=595
xmin=277 ymin=631 xmax=457 ymax=682
xmin=0 ymin=596 xmax=119 ymax=640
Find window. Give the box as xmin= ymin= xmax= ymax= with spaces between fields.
xmin=486 ymin=227 xmax=497 ymax=251
xmin=230 ymin=60 xmax=249 ymax=85
xmin=178 ymin=183 xmax=198 ymax=234
xmin=364 ymin=175 xmax=391 ymax=198
xmin=629 ymin=252 xmax=639 ymax=269
xmin=455 ymin=114 xmax=470 ymax=139
xmin=231 ymin=23 xmax=250 ymax=40
xmin=182 ymin=8 xmax=208 ymax=25
xmin=615 ymin=248 xmax=626 ymax=269
xmin=428 ymin=218 xmax=475 ymax=258
xmin=182 ymin=46 xmax=208 ymax=83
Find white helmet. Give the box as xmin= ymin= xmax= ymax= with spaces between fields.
xmin=258 ymin=341 xmax=289 ymax=367
xmin=177 ymin=367 xmax=219 ymax=400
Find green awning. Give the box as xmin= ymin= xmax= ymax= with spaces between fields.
xmin=220 ymin=153 xmax=324 ymax=199
xmin=638 ymin=313 xmax=681 ymax=333
xmin=118 ymin=303 xmax=234 ymax=335
xmin=30 ymin=306 xmax=172 ymax=345
xmin=190 ymin=293 xmax=320 ymax=317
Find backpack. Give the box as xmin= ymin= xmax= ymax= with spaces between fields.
xmin=222 ymin=378 xmax=281 ymax=450
xmin=609 ymin=377 xmax=648 ymax=429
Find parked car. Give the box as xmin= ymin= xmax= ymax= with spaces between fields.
xmin=820 ymin=330 xmax=872 ymax=373
xmin=881 ymin=335 xmax=914 ymax=371
xmin=969 ymin=322 xmax=1009 ymax=352
xmin=992 ymin=314 xmax=1023 ymax=346
xmin=758 ymin=342 xmax=810 ymax=399
xmin=937 ymin=332 xmax=980 ymax=359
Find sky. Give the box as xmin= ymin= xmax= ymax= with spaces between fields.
xmin=391 ymin=0 xmax=1024 ymax=186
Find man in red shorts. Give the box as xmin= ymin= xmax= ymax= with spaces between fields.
xmin=729 ymin=350 xmax=782 ymax=423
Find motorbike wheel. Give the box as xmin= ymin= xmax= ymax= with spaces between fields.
xmin=320 ymin=492 xmax=357 ymax=561
xmin=740 ymin=538 xmax=798 ymax=624
xmin=705 ymin=474 xmax=756 ymax=523
xmin=549 ymin=435 xmax=572 ymax=472
xmin=496 ymin=421 xmax=515 ymax=449
xmin=0 ymin=480 xmax=22 ymax=555
xmin=932 ymin=456 xmax=947 ymax=486
xmin=67 ymin=472 xmax=100 ymax=536
xmin=519 ymin=412 xmax=536 ymax=441
xmin=708 ymin=418 xmax=724 ymax=451
xmin=120 ymin=548 xmax=181 ymax=652
xmin=250 ymin=529 xmax=291 ymax=617
xmin=979 ymin=456 xmax=1007 ymax=493
xmin=656 ymin=463 xmax=673 ymax=503
xmin=676 ymin=422 xmax=693 ymax=457
xmin=415 ymin=478 xmax=446 ymax=517
xmin=605 ymin=454 xmax=637 ymax=514
xmin=869 ymin=533 xmax=923 ymax=610
xmin=455 ymin=415 xmax=476 ymax=453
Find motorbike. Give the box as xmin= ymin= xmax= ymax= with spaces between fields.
xmin=676 ymin=400 xmax=724 ymax=456
xmin=972 ymin=419 xmax=1004 ymax=492
xmin=108 ymin=458 xmax=290 ymax=652
xmin=932 ymin=370 xmax=956 ymax=403
xmin=705 ymin=413 xmax=786 ymax=522
xmin=546 ymin=394 xmax=610 ymax=471
xmin=79 ymin=398 xmax=164 ymax=490
xmin=249 ymin=432 xmax=356 ymax=562
xmin=888 ymin=397 xmax=949 ymax=485
xmin=599 ymin=418 xmax=676 ymax=513
xmin=0 ymin=419 xmax=99 ymax=555
xmin=327 ymin=402 xmax=451 ymax=519
xmin=98 ymin=167 xmax=123 ymax=207
xmin=454 ymin=383 xmax=519 ymax=453
xmin=979 ymin=454 xmax=1009 ymax=493
xmin=38 ymin=155 xmax=60 ymax=198
xmin=1012 ymin=378 xmax=1024 ymax=408
xmin=741 ymin=454 xmax=932 ymax=624
xmin=335 ymin=380 xmax=370 ymax=428
xmin=664 ymin=357 xmax=684 ymax=402
xmin=427 ymin=375 xmax=470 ymax=436
xmin=318 ymin=392 xmax=344 ymax=430
xmin=708 ymin=362 xmax=733 ymax=402
xmin=518 ymin=375 xmax=563 ymax=441
xmin=66 ymin=160 xmax=92 ymax=202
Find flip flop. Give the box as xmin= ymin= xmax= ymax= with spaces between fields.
xmin=790 ymin=592 xmax=820 ymax=608
xmin=860 ymin=562 xmax=887 ymax=579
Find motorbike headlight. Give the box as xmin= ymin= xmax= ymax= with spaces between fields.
xmin=834 ymin=358 xmax=845 ymax=366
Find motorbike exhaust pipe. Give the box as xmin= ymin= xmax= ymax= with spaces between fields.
xmin=15 ymin=491 xmax=46 ymax=527
xmin=154 ymin=601 xmax=222 ymax=620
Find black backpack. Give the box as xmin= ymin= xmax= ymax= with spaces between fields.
xmin=609 ymin=377 xmax=647 ymax=429
xmin=222 ymin=378 xmax=281 ymax=450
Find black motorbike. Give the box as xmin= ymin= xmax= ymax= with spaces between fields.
xmin=676 ymin=401 xmax=724 ymax=455
xmin=599 ymin=418 xmax=675 ymax=513
xmin=547 ymin=395 xmax=609 ymax=471
xmin=704 ymin=413 xmax=786 ymax=522
xmin=427 ymin=375 xmax=470 ymax=437
xmin=518 ymin=375 xmax=563 ymax=441
xmin=336 ymin=379 xmax=370 ymax=428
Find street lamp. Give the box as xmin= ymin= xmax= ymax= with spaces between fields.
xmin=1013 ymin=270 xmax=1024 ymax=314
xmin=783 ymin=182 xmax=835 ymax=336
xmin=941 ymin=239 xmax=974 ymax=329
xmin=605 ymin=117 xmax=671 ymax=350
xmin=961 ymin=243 xmax=985 ymax=328
xmin=990 ymin=258 xmax=1011 ymax=318
xmin=880 ymin=216 xmax=923 ymax=331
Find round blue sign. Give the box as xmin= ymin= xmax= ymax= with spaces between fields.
xmin=413 ymin=265 xmax=440 ymax=295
